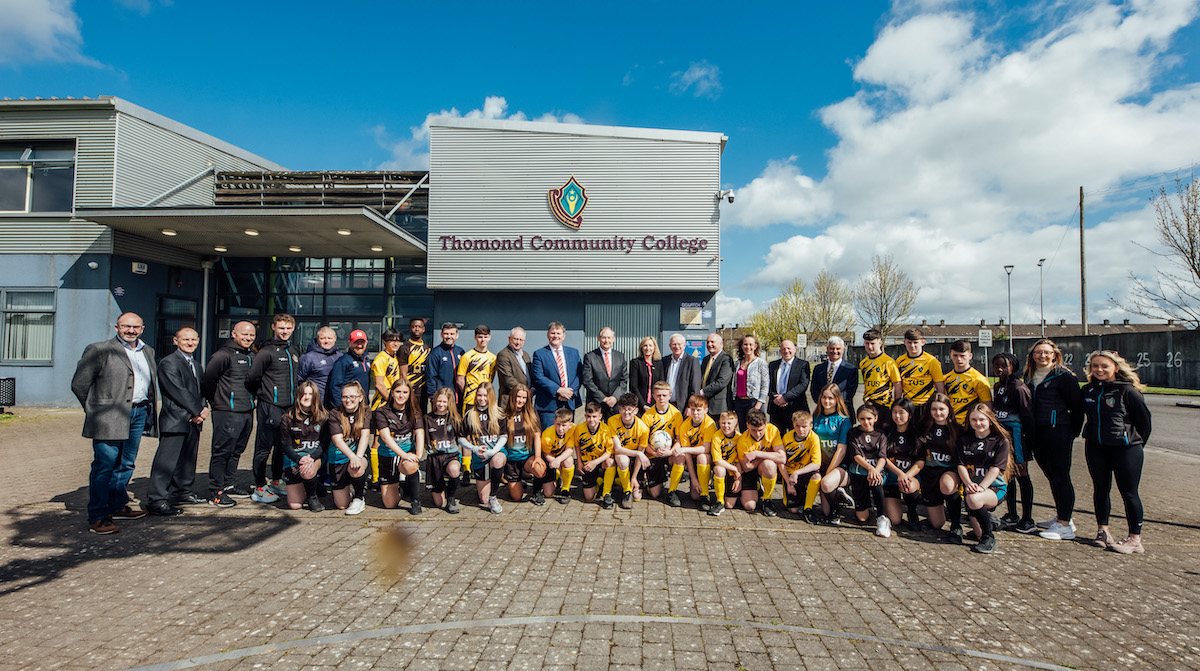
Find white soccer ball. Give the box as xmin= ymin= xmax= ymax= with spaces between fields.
xmin=650 ymin=430 xmax=673 ymax=450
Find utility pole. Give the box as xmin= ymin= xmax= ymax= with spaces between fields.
xmin=1080 ymin=186 xmax=1088 ymax=336
xmin=1038 ymin=258 xmax=1046 ymax=337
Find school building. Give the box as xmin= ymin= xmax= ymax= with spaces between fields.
xmin=0 ymin=97 xmax=726 ymax=406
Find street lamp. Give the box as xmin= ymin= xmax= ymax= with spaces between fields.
xmin=1004 ymin=265 xmax=1014 ymax=352
xmin=1038 ymin=258 xmax=1046 ymax=337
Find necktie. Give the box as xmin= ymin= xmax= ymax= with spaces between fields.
xmin=604 ymin=350 xmax=611 ymax=376
xmin=555 ymin=348 xmax=568 ymax=387
xmin=827 ymin=361 xmax=835 ymax=385
xmin=779 ymin=361 xmax=790 ymax=392
xmin=704 ymin=355 xmax=715 ymax=383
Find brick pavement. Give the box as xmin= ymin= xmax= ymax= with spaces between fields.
xmin=1 ymin=407 xmax=1198 ymax=670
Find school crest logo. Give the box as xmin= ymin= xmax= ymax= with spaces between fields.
xmin=549 ymin=176 xmax=588 ymax=230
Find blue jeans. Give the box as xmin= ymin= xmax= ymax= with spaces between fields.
xmin=88 ymin=405 xmax=147 ymax=522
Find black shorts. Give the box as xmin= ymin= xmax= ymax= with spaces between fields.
xmin=883 ymin=484 xmax=903 ymax=500
xmin=470 ymin=459 xmax=491 ymax=482
xmin=738 ymin=469 xmax=760 ymax=493
xmin=644 ymin=456 xmax=670 ymax=487
xmin=328 ymin=462 xmax=360 ymax=489
xmin=426 ymin=452 xmax=460 ymax=492
xmin=849 ymin=472 xmax=882 ymax=512
xmin=376 ymin=454 xmax=402 ymax=485
xmin=920 ymin=466 xmax=952 ymax=506
xmin=282 ymin=463 xmax=318 ymax=485
xmin=504 ymin=458 xmax=529 ymax=482
xmin=579 ymin=464 xmax=606 ymax=489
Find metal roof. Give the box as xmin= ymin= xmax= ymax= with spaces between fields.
xmin=430 ymin=116 xmax=727 ymax=150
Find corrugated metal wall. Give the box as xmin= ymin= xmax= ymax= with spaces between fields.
xmin=429 ymin=126 xmax=721 ymax=291
xmin=0 ymin=107 xmax=117 ymax=254
xmin=584 ymin=303 xmax=663 ymax=363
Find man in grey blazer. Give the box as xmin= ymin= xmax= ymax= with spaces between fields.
xmin=147 ymin=327 xmax=208 ymax=516
xmin=700 ymin=332 xmax=735 ymax=417
xmin=71 ymin=312 xmax=156 ymax=534
xmin=582 ymin=327 xmax=628 ymax=418
xmin=658 ymin=333 xmax=700 ymax=408
xmin=495 ymin=327 xmax=532 ymax=408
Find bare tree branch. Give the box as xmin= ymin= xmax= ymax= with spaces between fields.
xmin=1115 ymin=178 xmax=1200 ymax=329
xmin=853 ymin=253 xmax=919 ymax=336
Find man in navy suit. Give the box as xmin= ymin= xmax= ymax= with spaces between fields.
xmin=148 ymin=327 xmax=208 ymax=516
xmin=581 ymin=327 xmax=627 ymax=419
xmin=700 ymin=333 xmax=735 ymax=418
xmin=810 ymin=336 xmax=858 ymax=408
xmin=768 ymin=339 xmax=810 ymax=433
xmin=530 ymin=321 xmax=583 ymax=428
xmin=657 ymin=333 xmax=701 ymax=409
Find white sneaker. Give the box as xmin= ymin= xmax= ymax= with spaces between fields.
xmin=875 ymin=517 xmax=892 ymax=538
xmin=250 ymin=486 xmax=279 ymax=504
xmin=488 ymin=496 xmax=503 ymax=514
xmin=1036 ymin=515 xmax=1057 ymax=529
xmin=1039 ymin=520 xmax=1075 ymax=540
xmin=345 ymin=498 xmax=366 ymax=516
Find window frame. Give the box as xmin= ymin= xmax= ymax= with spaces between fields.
xmin=0 ymin=139 xmax=77 ymax=214
xmin=0 ymin=287 xmax=57 ymax=366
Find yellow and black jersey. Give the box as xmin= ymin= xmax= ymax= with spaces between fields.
xmin=568 ymin=421 xmax=617 ymax=463
xmin=540 ymin=425 xmax=571 ymax=459
xmin=641 ymin=404 xmax=683 ymax=438
xmin=896 ymin=351 xmax=944 ymax=406
xmin=370 ymin=351 xmax=402 ymax=410
xmin=456 ymin=348 xmax=496 ymax=408
xmin=783 ymin=429 xmax=821 ymax=470
xmin=397 ymin=338 xmax=430 ymax=389
xmin=859 ymin=353 xmax=901 ymax=407
xmin=944 ymin=367 xmax=993 ymax=425
xmin=607 ymin=415 xmax=649 ymax=453
xmin=734 ymin=423 xmax=783 ymax=462
xmin=675 ymin=415 xmax=717 ymax=449
xmin=710 ymin=430 xmax=741 ymax=464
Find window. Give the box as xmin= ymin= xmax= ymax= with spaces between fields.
xmin=1 ymin=289 xmax=55 ymax=363
xmin=0 ymin=141 xmax=76 ymax=213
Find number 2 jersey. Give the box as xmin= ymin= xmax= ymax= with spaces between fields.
xmin=956 ymin=432 xmax=1009 ymax=483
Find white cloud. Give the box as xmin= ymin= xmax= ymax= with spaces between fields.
xmin=670 ymin=60 xmax=723 ymax=100
xmin=374 ymin=96 xmax=583 ymax=170
xmin=0 ymin=0 xmax=98 ymax=66
xmin=729 ymin=0 xmax=1200 ymax=324
xmin=716 ymin=291 xmax=757 ymax=326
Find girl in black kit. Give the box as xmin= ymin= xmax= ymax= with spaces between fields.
xmin=424 ymin=387 xmax=463 ymax=513
xmin=458 ymin=383 xmax=508 ymax=514
xmin=884 ymin=397 xmax=925 ymax=531
xmin=280 ymin=380 xmax=327 ymax=512
xmin=949 ymin=404 xmax=1012 ymax=554
xmin=1082 ymin=351 xmax=1152 ymax=554
xmin=326 ymin=381 xmax=371 ymax=514
xmin=991 ymin=352 xmax=1035 ymax=532
xmin=373 ymin=380 xmax=425 ymax=513
xmin=920 ymin=393 xmax=961 ymax=541
xmin=1024 ymin=339 xmax=1084 ymax=541
xmin=846 ymin=403 xmax=892 ymax=538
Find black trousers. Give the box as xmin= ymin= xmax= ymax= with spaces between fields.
xmin=147 ymin=427 xmax=200 ymax=505
xmin=1086 ymin=441 xmax=1145 ymax=535
xmin=1033 ymin=424 xmax=1077 ymax=521
xmin=252 ymin=402 xmax=285 ymax=487
xmin=209 ymin=410 xmax=253 ymax=495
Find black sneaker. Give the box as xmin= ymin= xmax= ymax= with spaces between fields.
xmin=666 ymin=491 xmax=682 ymax=507
xmin=762 ymin=500 xmax=778 ymax=518
xmin=902 ymin=519 xmax=924 ymax=532
xmin=410 ymin=499 xmax=423 ymax=515
xmin=698 ymin=496 xmax=712 ymax=512
xmin=708 ymin=505 xmax=723 ymax=517
xmin=972 ymin=535 xmax=997 ymax=554
xmin=998 ymin=512 xmax=1020 ymax=530
xmin=600 ymin=494 xmax=614 ymax=510
xmin=1014 ymin=517 xmax=1037 ymax=534
xmin=209 ymin=491 xmax=236 ymax=508
xmin=823 ymin=511 xmax=842 ymax=526
xmin=305 ymin=495 xmax=325 ymax=512
xmin=619 ymin=492 xmax=632 ymax=509
xmin=172 ymin=492 xmax=204 ymax=506
xmin=805 ymin=508 xmax=825 ymax=525
xmin=224 ymin=485 xmax=251 ymax=498
xmin=531 ymin=491 xmax=546 ymax=506
xmin=949 ymin=525 xmax=964 ymax=544
xmin=446 ymin=498 xmax=461 ymax=514
xmin=555 ymin=491 xmax=570 ymax=505
xmin=837 ymin=487 xmax=855 ymax=509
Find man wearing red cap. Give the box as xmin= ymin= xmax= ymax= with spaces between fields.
xmin=327 ymin=329 xmax=373 ymax=408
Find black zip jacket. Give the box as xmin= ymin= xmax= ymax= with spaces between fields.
xmin=1081 ymin=380 xmax=1152 ymax=447
xmin=992 ymin=376 xmax=1033 ymax=426
xmin=246 ymin=338 xmax=301 ymax=407
xmin=1027 ymin=365 xmax=1083 ymax=436
xmin=201 ymin=340 xmax=255 ymax=412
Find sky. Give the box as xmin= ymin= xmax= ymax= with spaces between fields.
xmin=3 ymin=0 xmax=1199 ymax=330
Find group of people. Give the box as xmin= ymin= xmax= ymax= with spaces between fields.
xmin=72 ymin=315 xmax=1152 ymax=556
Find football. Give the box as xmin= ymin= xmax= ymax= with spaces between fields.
xmin=650 ymin=430 xmax=672 ymax=451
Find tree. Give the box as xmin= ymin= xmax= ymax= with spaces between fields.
xmin=746 ymin=271 xmax=855 ymax=348
xmin=803 ymin=269 xmax=856 ymax=342
xmin=853 ymin=253 xmax=918 ymax=336
xmin=747 ymin=278 xmax=807 ymax=348
xmin=1121 ymin=177 xmax=1200 ymax=329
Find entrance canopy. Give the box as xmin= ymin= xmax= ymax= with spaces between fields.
xmin=75 ymin=206 xmax=427 ymax=258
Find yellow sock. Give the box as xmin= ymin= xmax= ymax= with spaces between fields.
xmin=696 ymin=463 xmax=711 ymax=499
xmin=668 ymin=464 xmax=685 ymax=492
xmin=601 ymin=467 xmax=615 ymax=496
xmin=561 ymin=466 xmax=574 ymax=492
xmin=369 ymin=449 xmax=380 ymax=483
xmin=617 ymin=468 xmax=631 ymax=494
xmin=462 ymin=453 xmax=472 ymax=472
xmin=715 ymin=472 xmax=726 ymax=501
xmin=782 ymin=485 xmax=790 ymax=509
xmin=805 ymin=476 xmax=820 ymax=510
xmin=762 ymin=476 xmax=776 ymax=501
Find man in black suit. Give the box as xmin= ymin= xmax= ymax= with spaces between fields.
xmin=147 ymin=327 xmax=208 ymax=516
xmin=768 ymin=339 xmax=811 ymax=433
xmin=581 ymin=327 xmax=628 ymax=418
xmin=810 ymin=336 xmax=858 ymax=408
xmin=700 ymin=333 xmax=735 ymax=418
xmin=658 ymin=333 xmax=700 ymax=408
xmin=495 ymin=327 xmax=532 ymax=408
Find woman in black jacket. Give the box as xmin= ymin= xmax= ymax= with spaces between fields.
xmin=1022 ymin=339 xmax=1084 ymax=541
xmin=1082 ymin=351 xmax=1152 ymax=554
xmin=629 ymin=336 xmax=663 ymax=414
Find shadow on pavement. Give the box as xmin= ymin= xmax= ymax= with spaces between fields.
xmin=0 ymin=503 xmax=298 ymax=596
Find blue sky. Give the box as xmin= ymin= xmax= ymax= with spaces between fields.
xmin=4 ymin=0 xmax=1200 ymax=329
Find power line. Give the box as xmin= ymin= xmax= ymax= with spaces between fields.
xmin=1086 ymin=163 xmax=1197 ymax=197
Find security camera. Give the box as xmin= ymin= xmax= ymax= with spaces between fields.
xmin=718 ymin=189 xmax=735 ymax=204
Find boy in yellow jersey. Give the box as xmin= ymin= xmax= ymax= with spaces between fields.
xmin=859 ymin=329 xmax=902 ymax=417
xmin=943 ymin=339 xmax=993 ymax=425
xmin=397 ymin=317 xmax=430 ymax=409
xmin=735 ymin=408 xmax=785 ymax=516
xmin=668 ymin=394 xmax=716 ymax=510
xmin=569 ymin=402 xmax=621 ymax=509
xmin=708 ymin=411 xmax=741 ymax=517
xmin=641 ymin=381 xmax=683 ymax=502
xmin=536 ymin=408 xmax=575 ymax=505
xmin=895 ymin=328 xmax=946 ymax=419
xmin=456 ymin=325 xmax=496 ymax=414
xmin=781 ymin=410 xmax=822 ymax=516
xmin=608 ymin=393 xmax=651 ymax=509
